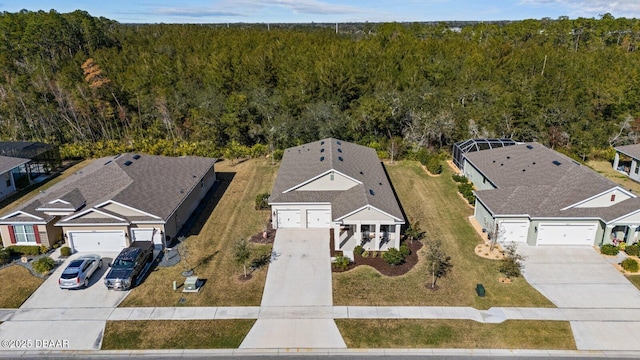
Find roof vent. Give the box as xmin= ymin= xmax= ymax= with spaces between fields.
xmin=338 ymin=156 xmax=343 ymax=161
xmin=337 ymin=140 xmax=341 ymax=145
xmin=337 ymin=148 xmax=342 ymax=153
xmin=104 ymin=160 xmax=112 ymax=165
xmin=321 ymin=148 xmax=325 ymax=153
xmin=532 ymin=162 xmax=536 ymax=165
xmin=526 ymin=145 xmax=534 ymax=149
xmin=359 ymin=171 xmax=363 ymax=175
xmin=369 ymin=189 xmax=375 ymax=196
xmin=492 ymin=160 xmax=496 ymax=163
xmin=320 ymin=156 xmax=325 ymax=161
xmin=522 ymin=169 xmax=526 ymax=172
xmin=124 ymin=160 xmax=133 ymax=166
xmin=500 ymin=163 xmax=504 ymax=166
xmin=552 ymin=160 xmax=561 ymax=166
xmin=379 ymin=182 xmax=382 ymax=185
xmin=506 ymin=156 xmax=511 ymax=159
xmin=133 ymin=154 xmax=141 ymax=160
xmin=321 ymin=141 xmax=325 ymax=145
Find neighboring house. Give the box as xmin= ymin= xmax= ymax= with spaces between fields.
xmin=0 ymin=142 xmax=62 ymax=179
xmin=462 ymin=141 xmax=640 ymax=246
xmin=0 ymin=156 xmax=30 ymax=201
xmin=269 ymin=138 xmax=405 ymax=257
xmin=0 ymin=153 xmax=216 ymax=252
xmin=613 ymin=144 xmax=640 ymax=182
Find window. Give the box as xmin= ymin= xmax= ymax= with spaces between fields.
xmin=13 ymin=225 xmax=36 ymax=243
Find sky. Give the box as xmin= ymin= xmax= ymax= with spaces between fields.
xmin=1 ymin=0 xmax=639 ymax=24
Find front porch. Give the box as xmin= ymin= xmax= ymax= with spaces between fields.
xmin=605 ymin=224 xmax=640 ymax=246
xmin=335 ymin=223 xmax=402 ymax=256
xmin=613 ymin=151 xmax=640 ymax=181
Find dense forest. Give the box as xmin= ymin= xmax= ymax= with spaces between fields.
xmin=1 ymin=10 xmax=640 ymax=160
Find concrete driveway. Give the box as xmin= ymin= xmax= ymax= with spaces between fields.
xmin=0 ymin=252 xmax=130 ymax=350
xmin=519 ymin=245 xmax=640 ymax=350
xmin=241 ymin=228 xmax=346 ymax=349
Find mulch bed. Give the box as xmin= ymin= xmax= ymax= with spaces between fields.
xmin=330 ymin=229 xmax=422 ymax=276
xmin=249 ymin=219 xmax=276 ymax=244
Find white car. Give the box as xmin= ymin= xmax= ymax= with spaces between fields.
xmin=58 ymin=254 xmax=103 ymax=289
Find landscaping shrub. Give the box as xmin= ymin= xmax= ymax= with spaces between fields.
xmin=254 ymin=192 xmax=270 ymax=210
xmin=0 ymin=249 xmax=10 ymax=265
xmin=382 ymin=248 xmax=405 ymax=265
xmin=625 ymin=244 xmax=640 ymax=257
xmin=621 ymin=258 xmax=640 ymax=272
xmin=332 ymin=255 xmax=350 ymax=271
xmin=425 ymin=156 xmax=442 ymax=175
xmin=457 ymin=182 xmax=476 ymax=204
xmin=39 ymin=245 xmax=48 ymax=254
xmin=353 ymin=245 xmax=364 ymax=256
xmin=618 ymin=242 xmax=627 ymax=251
xmin=399 ymin=244 xmax=411 ymax=257
xmin=60 ymin=246 xmax=72 ymax=257
xmin=600 ymin=244 xmax=620 ymax=256
xmin=8 ymin=245 xmax=43 ymax=256
xmin=452 ymin=174 xmax=468 ymax=183
xmin=361 ymin=251 xmax=370 ymax=258
xmin=32 ymin=256 xmax=55 ymax=275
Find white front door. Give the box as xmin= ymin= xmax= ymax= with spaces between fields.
xmin=497 ymin=220 xmax=529 ymax=243
xmin=277 ymin=210 xmax=301 ymax=228
xmin=306 ymin=209 xmax=331 ymax=228
xmin=536 ymin=223 xmax=597 ymax=246
xmin=68 ymin=230 xmax=127 ymax=252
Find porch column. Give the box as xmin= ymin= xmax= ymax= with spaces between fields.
xmin=395 ymin=224 xmax=402 ymax=248
xmin=613 ymin=152 xmax=620 ymax=171
xmin=355 ymin=221 xmax=362 ymax=247
xmin=631 ymin=161 xmax=637 ymax=177
xmin=333 ymin=224 xmax=341 ymax=251
xmin=374 ymin=223 xmax=381 ymax=251
xmin=603 ymin=225 xmax=614 ymax=246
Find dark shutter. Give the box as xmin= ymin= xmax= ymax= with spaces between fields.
xmin=33 ymin=225 xmax=41 ymax=244
xmin=8 ymin=225 xmax=16 ymax=244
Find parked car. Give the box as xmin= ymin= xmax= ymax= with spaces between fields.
xmin=59 ymin=254 xmax=103 ymax=289
xmin=104 ymin=241 xmax=154 ymax=290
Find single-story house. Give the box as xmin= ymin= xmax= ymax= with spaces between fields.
xmin=0 ymin=156 xmax=30 ymax=201
xmin=269 ymin=138 xmax=405 ymax=257
xmin=462 ymin=141 xmax=640 ymax=246
xmin=0 ymin=142 xmax=62 ymax=179
xmin=0 ymin=153 xmax=216 ymax=252
xmin=613 ymin=144 xmax=640 ymax=182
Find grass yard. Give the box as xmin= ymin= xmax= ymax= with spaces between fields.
xmin=101 ymin=320 xmax=254 ymax=349
xmin=588 ymin=160 xmax=640 ymax=194
xmin=0 ymin=266 xmax=43 ymax=308
xmin=120 ymin=158 xmax=278 ymax=307
xmin=336 ymin=319 xmax=575 ymax=349
xmin=333 ymin=160 xmax=553 ymax=308
xmin=627 ymin=275 xmax=640 ymax=290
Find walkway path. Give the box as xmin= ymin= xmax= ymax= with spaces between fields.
xmin=239 ymin=229 xmax=346 ymax=348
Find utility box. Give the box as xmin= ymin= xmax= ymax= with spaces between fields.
xmin=476 ymin=283 xmax=486 ymax=297
xmin=183 ymin=276 xmax=200 ymax=292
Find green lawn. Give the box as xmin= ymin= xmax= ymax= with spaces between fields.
xmin=101 ymin=320 xmax=255 ymax=349
xmin=120 ymin=158 xmax=278 ymax=307
xmin=333 ymin=160 xmax=554 ymax=308
xmin=627 ymin=275 xmax=640 ymax=290
xmin=336 ymin=319 xmax=575 ymax=349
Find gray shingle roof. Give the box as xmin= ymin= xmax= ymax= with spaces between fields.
xmin=615 ymin=144 xmax=640 ymax=160
xmin=466 ymin=142 xmax=640 ymax=222
xmin=0 ymin=156 xmax=29 ymax=175
xmin=1 ymin=153 xmax=215 ymax=225
xmin=270 ymin=138 xmax=404 ymax=221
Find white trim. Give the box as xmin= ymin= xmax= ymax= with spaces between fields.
xmin=48 ymin=199 xmax=71 ymax=205
xmin=36 ymin=207 xmax=76 ymax=212
xmin=61 ymin=208 xmax=128 ymax=222
xmin=282 ymin=169 xmax=362 ymax=193
xmin=0 ymin=211 xmax=44 ymax=221
xmin=59 ymin=222 xmax=129 ymax=227
xmin=561 ymin=186 xmax=636 ymax=210
xmin=334 ymin=204 xmax=404 ymax=223
xmin=95 ymin=200 xmax=162 ymax=219
xmin=270 ymin=202 xmax=332 ymax=206
xmin=607 ymin=208 xmax=640 ymax=224
xmin=131 ymin=220 xmax=166 ymax=224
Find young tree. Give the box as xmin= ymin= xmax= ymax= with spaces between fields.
xmin=234 ymin=237 xmax=252 ymax=278
xmin=425 ymin=239 xmax=453 ymax=289
xmin=404 ymin=221 xmax=425 ymax=243
xmin=499 ymin=243 xmax=525 ymax=279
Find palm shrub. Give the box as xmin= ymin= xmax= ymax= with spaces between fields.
xmin=382 ymin=248 xmax=405 ymax=265
xmin=621 ymin=258 xmax=639 ymax=272
xmin=32 ymin=257 xmax=55 ymax=274
xmin=353 ymin=245 xmax=364 ymax=256
xmin=600 ymin=244 xmax=619 ymax=256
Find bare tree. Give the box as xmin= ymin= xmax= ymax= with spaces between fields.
xmin=425 ymin=239 xmax=453 ymax=289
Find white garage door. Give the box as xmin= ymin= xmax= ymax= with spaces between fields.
xmin=497 ymin=220 xmax=529 ymax=243
xmin=131 ymin=228 xmax=162 ymax=246
xmin=536 ymin=223 xmax=597 ymax=246
xmin=277 ymin=210 xmax=300 ymax=228
xmin=69 ymin=230 xmax=127 ymax=252
xmin=306 ymin=209 xmax=331 ymax=228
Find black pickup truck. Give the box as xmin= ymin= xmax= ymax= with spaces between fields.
xmin=104 ymin=241 xmax=154 ymax=290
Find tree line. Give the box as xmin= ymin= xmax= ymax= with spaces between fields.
xmin=1 ymin=10 xmax=640 ymax=160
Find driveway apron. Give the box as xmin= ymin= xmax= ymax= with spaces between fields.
xmin=240 ymin=229 xmax=346 ymax=348
xmin=518 ymin=245 xmax=640 ymax=350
